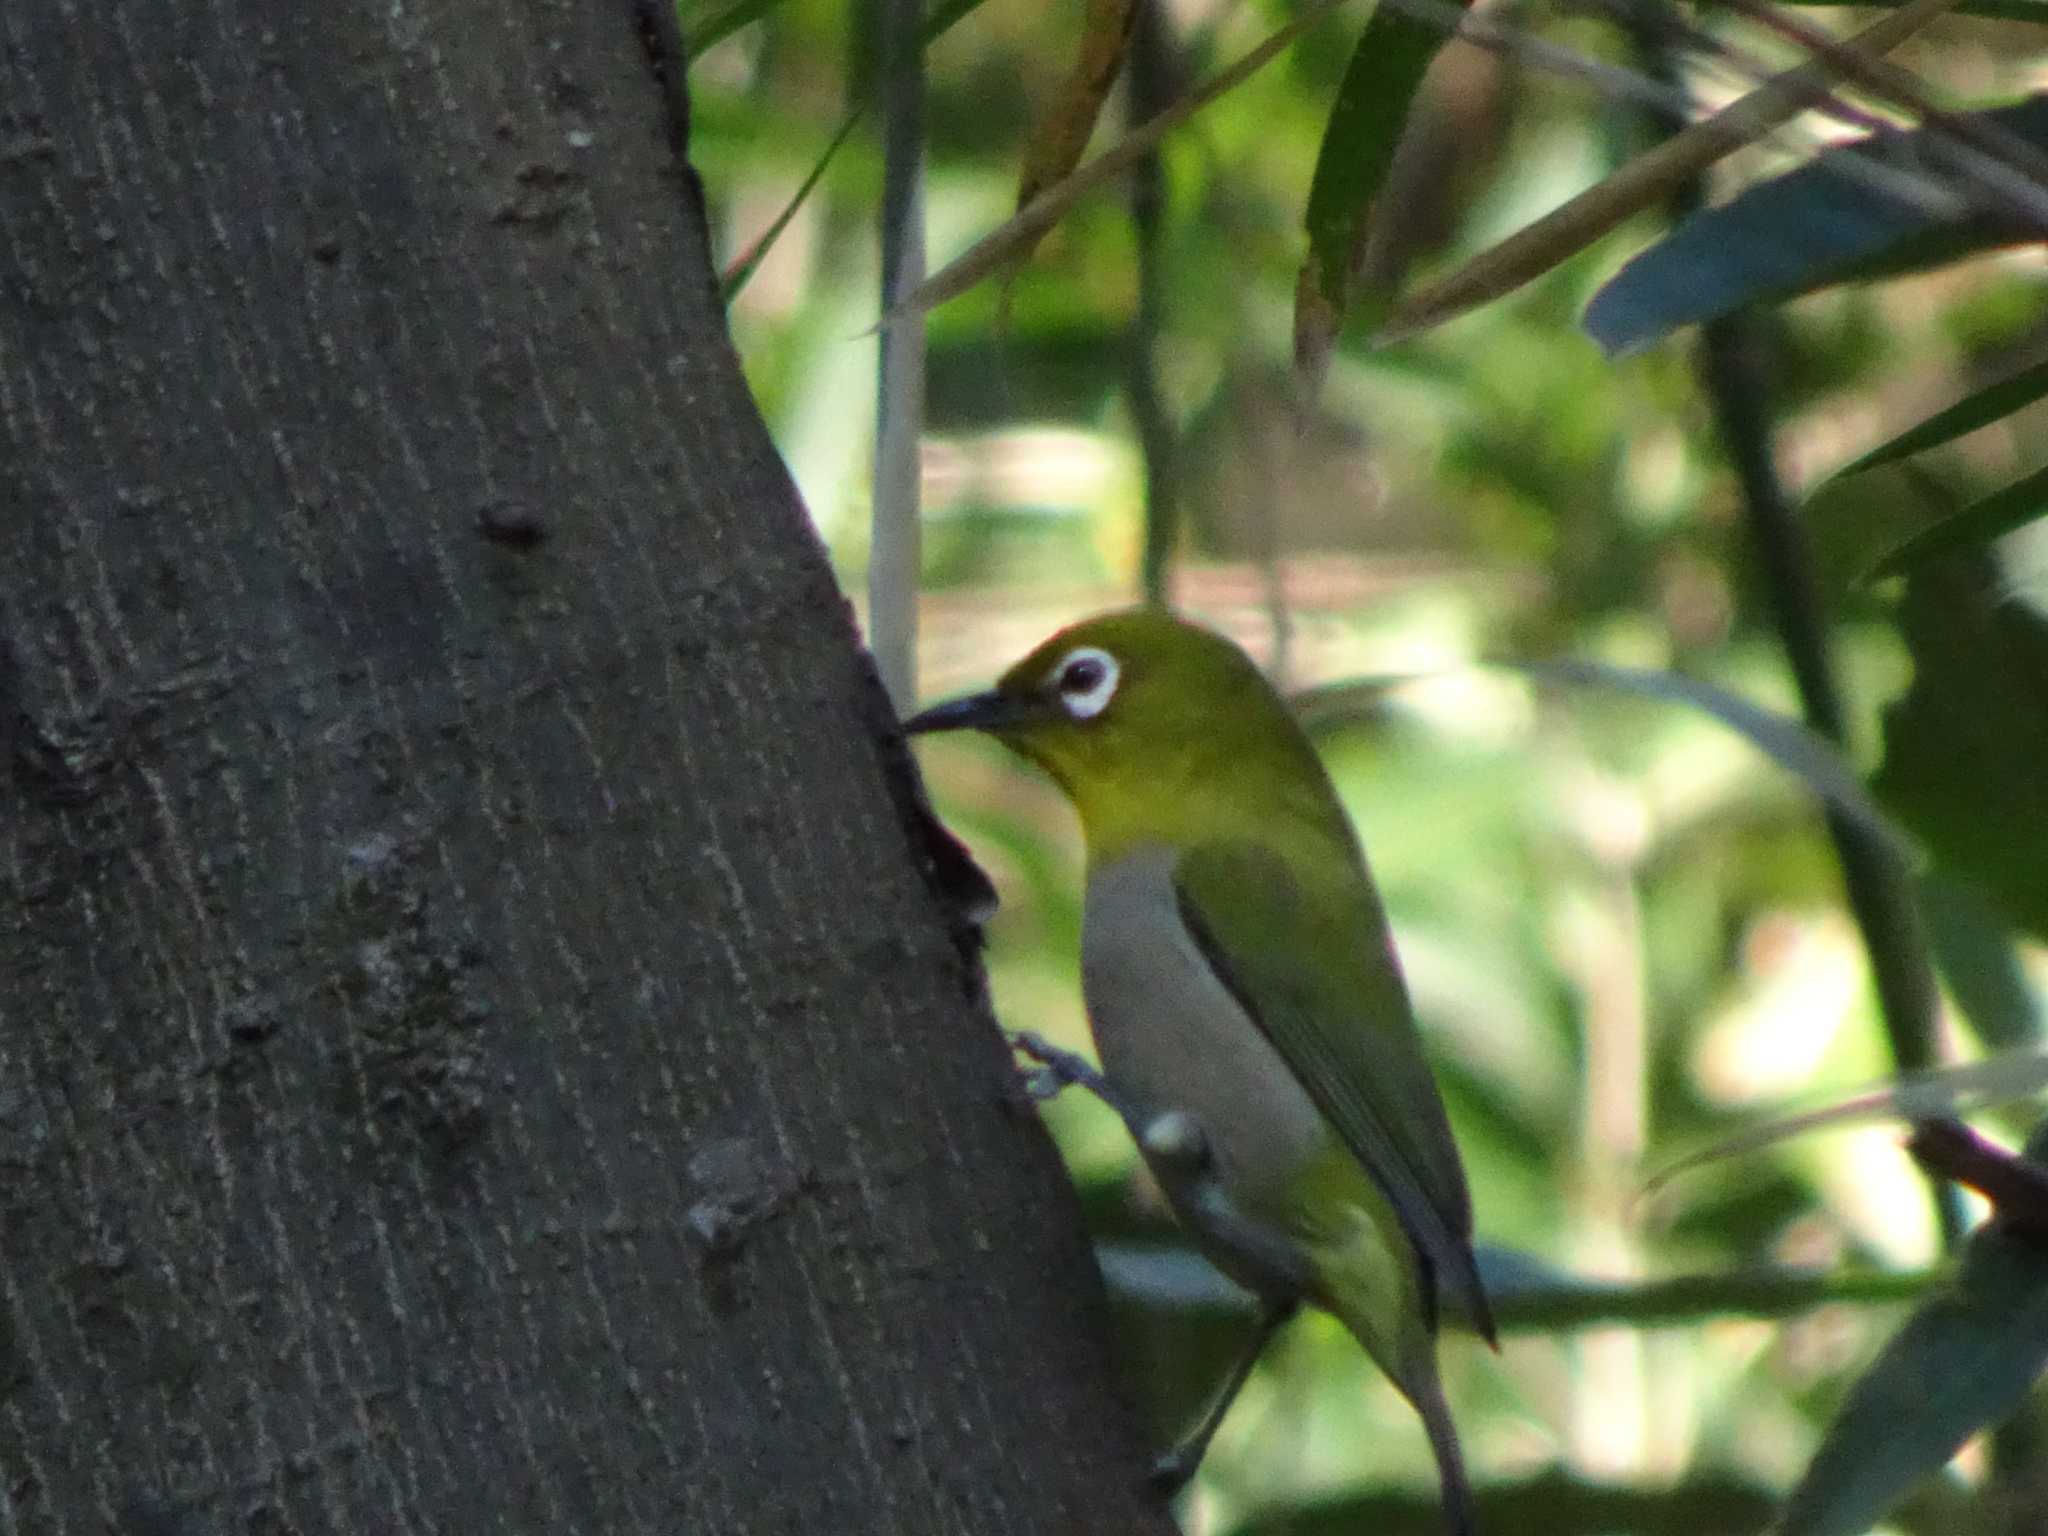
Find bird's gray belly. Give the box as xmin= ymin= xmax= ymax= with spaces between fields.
xmin=1080 ymin=847 xmax=1327 ymax=1213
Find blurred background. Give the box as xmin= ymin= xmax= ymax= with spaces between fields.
xmin=687 ymin=2 xmax=2048 ymax=1529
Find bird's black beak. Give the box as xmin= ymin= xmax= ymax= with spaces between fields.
xmin=901 ymin=689 xmax=1052 ymax=736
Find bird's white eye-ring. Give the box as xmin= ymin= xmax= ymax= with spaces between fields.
xmin=1049 ymin=646 xmax=1119 ymax=720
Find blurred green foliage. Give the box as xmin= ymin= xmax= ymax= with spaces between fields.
xmin=688 ymin=0 xmax=2048 ymax=1529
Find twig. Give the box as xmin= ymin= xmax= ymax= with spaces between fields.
xmin=1715 ymin=0 xmax=2048 ymax=234
xmin=1378 ymin=0 xmax=1962 ymax=340
xmin=1908 ymin=1120 xmax=2048 ymax=1240
xmin=893 ymin=0 xmax=1349 ymax=320
xmin=1009 ymin=1030 xmax=1149 ymax=1122
xmin=1097 ymin=1242 xmax=1938 ymax=1329
xmin=870 ymin=0 xmax=926 ymax=710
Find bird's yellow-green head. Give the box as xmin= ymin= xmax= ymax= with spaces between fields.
xmin=903 ymin=608 xmax=1341 ymax=861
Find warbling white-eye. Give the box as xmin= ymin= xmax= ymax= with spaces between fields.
xmin=904 ymin=608 xmax=1494 ymax=1535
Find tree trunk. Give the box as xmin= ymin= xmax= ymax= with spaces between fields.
xmin=0 ymin=6 xmax=1169 ymax=1532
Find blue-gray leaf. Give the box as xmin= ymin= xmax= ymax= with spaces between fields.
xmin=1584 ymin=95 xmax=2048 ymax=355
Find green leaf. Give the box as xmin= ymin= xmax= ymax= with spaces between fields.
xmin=1582 ymin=96 xmax=2048 ymax=356
xmin=1832 ymin=358 xmax=2048 ymax=479
xmin=1873 ymin=555 xmax=2048 ymax=940
xmin=721 ymin=111 xmax=864 ymax=300
xmin=1294 ymin=4 xmax=1452 ymax=383
xmin=1922 ymin=876 xmax=2048 ymax=1050
xmin=1777 ymin=1127 xmax=2048 ymax=1536
xmin=1874 ymin=460 xmax=2048 ymax=574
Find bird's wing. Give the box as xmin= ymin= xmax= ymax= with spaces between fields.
xmin=1172 ymin=838 xmax=1494 ymax=1342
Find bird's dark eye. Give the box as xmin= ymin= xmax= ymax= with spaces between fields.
xmin=1059 ymin=656 xmax=1105 ymax=694
xmin=1047 ymin=646 xmax=1120 ymax=720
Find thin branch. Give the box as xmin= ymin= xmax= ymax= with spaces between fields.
xmin=1909 ymin=1120 xmax=2048 ymax=1240
xmin=891 ymin=0 xmax=1348 ymax=321
xmin=1378 ymin=0 xmax=1961 ymax=340
xmin=1097 ymin=1241 xmax=1937 ymax=1330
xmin=1486 ymin=1262 xmax=1937 ymax=1332
xmin=870 ymin=0 xmax=925 ymax=710
xmin=1716 ymin=0 xmax=2048 ymax=234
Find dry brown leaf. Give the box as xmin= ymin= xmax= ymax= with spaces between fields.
xmin=1017 ymin=0 xmax=1143 ymax=214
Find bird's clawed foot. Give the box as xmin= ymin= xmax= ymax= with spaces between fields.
xmin=1006 ymin=1030 xmax=1149 ymax=1124
xmin=1006 ymin=1029 xmax=1092 ymax=1102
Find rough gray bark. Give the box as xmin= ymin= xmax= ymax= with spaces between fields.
xmin=0 ymin=5 xmax=1171 ymax=1532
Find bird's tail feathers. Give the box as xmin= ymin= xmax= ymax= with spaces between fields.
xmin=1410 ymin=1368 xmax=1478 ymax=1536
xmin=1451 ymin=1250 xmax=1500 ymax=1352
xmin=1325 ymin=1284 xmax=1478 ymax=1536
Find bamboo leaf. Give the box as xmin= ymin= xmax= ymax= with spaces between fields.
xmin=1922 ymin=875 xmax=2048 ymax=1050
xmin=1874 ymin=558 xmax=2048 ymax=939
xmin=1016 ymin=0 xmax=1141 ymax=215
xmin=721 ymin=112 xmax=864 ymax=300
xmin=1874 ymin=460 xmax=2048 ymax=574
xmin=1375 ymin=0 xmax=1960 ymax=343
xmin=1834 ymin=359 xmax=2048 ymax=480
xmin=1777 ymin=1126 xmax=2048 ymax=1536
xmin=1582 ymin=96 xmax=2048 ymax=356
xmin=1294 ymin=5 xmax=1455 ymax=388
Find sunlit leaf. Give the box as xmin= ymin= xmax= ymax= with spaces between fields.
xmin=1874 ymin=557 xmax=2048 ymax=939
xmin=1295 ymin=5 xmax=1456 ymax=388
xmin=1376 ymin=0 xmax=1960 ymax=342
xmin=1583 ymin=95 xmax=2048 ymax=356
xmin=1832 ymin=357 xmax=2048 ymax=479
xmin=1777 ymin=1125 xmax=2048 ymax=1536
